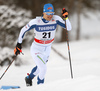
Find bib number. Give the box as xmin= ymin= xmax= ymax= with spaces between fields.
xmin=42 ymin=32 xmax=51 ymax=38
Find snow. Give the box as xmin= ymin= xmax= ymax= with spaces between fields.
xmin=0 ymin=4 xmax=100 ymax=91
xmin=0 ymin=47 xmax=14 ymax=64
xmin=0 ymin=38 xmax=100 ymax=91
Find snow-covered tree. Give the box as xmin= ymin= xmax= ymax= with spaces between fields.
xmin=0 ymin=5 xmax=32 ymax=66
xmin=0 ymin=5 xmax=32 ymax=47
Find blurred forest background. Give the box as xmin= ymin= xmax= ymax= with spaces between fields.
xmin=0 ymin=0 xmax=100 ymax=66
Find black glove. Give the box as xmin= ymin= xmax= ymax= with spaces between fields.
xmin=62 ymin=8 xmax=68 ymax=18
xmin=14 ymin=43 xmax=22 ymax=55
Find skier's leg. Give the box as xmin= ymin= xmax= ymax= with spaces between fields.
xmin=36 ymin=57 xmax=47 ymax=84
xmin=29 ymin=66 xmax=39 ymax=79
xmin=30 ymin=43 xmax=51 ymax=85
xmin=36 ymin=45 xmax=51 ymax=84
xmin=25 ymin=66 xmax=40 ymax=86
xmin=31 ymin=53 xmax=47 ymax=84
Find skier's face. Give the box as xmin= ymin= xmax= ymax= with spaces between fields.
xmin=43 ymin=12 xmax=54 ymax=21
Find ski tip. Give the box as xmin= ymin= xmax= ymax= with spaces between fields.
xmin=0 ymin=86 xmax=20 ymax=90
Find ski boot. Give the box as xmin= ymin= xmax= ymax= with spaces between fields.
xmin=25 ymin=73 xmax=32 ymax=86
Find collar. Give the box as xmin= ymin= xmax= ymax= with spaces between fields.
xmin=41 ymin=16 xmax=49 ymax=23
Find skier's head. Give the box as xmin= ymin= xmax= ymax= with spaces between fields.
xmin=43 ymin=3 xmax=54 ymax=12
xmin=43 ymin=3 xmax=54 ymax=21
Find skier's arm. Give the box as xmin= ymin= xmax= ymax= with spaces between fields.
xmin=18 ymin=19 xmax=37 ymax=43
xmin=65 ymin=18 xmax=72 ymax=31
xmin=55 ymin=9 xmax=72 ymax=31
xmin=14 ymin=19 xmax=36 ymax=55
xmin=62 ymin=8 xmax=72 ymax=31
xmin=55 ymin=15 xmax=72 ymax=31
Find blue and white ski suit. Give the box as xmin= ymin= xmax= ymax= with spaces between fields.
xmin=17 ymin=15 xmax=72 ymax=84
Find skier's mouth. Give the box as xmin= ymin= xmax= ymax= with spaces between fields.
xmin=47 ymin=16 xmax=53 ymax=21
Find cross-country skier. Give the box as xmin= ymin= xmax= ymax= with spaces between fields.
xmin=14 ymin=3 xmax=72 ymax=86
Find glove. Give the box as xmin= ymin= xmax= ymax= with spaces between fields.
xmin=62 ymin=8 xmax=68 ymax=19
xmin=14 ymin=43 xmax=22 ymax=55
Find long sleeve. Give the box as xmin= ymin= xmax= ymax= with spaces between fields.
xmin=17 ymin=19 xmax=37 ymax=43
xmin=65 ymin=18 xmax=72 ymax=31
xmin=54 ymin=15 xmax=72 ymax=31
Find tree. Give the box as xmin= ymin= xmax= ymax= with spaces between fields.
xmin=0 ymin=5 xmax=32 ymax=47
xmin=76 ymin=0 xmax=82 ymax=40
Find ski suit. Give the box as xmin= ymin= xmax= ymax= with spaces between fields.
xmin=17 ymin=15 xmax=72 ymax=84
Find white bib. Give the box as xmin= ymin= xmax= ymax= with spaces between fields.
xmin=34 ymin=17 xmax=57 ymax=41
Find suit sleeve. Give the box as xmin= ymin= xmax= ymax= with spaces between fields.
xmin=17 ymin=19 xmax=37 ymax=43
xmin=55 ymin=15 xmax=72 ymax=31
xmin=65 ymin=18 xmax=72 ymax=31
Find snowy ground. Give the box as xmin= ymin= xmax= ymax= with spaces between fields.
xmin=0 ymin=38 xmax=100 ymax=91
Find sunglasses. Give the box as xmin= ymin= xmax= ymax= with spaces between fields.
xmin=45 ymin=12 xmax=55 ymax=15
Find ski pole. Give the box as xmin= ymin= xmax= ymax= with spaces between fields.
xmin=65 ymin=21 xmax=73 ymax=79
xmin=0 ymin=55 xmax=17 ymax=80
xmin=0 ymin=50 xmax=24 ymax=80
